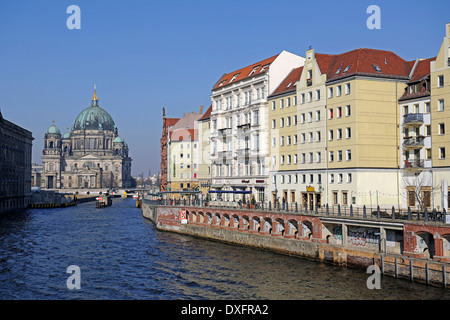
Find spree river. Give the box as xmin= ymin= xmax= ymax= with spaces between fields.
xmin=0 ymin=197 xmax=449 ymax=300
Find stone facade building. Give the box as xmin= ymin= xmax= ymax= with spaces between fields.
xmin=0 ymin=110 xmax=33 ymax=214
xmin=41 ymin=90 xmax=133 ymax=190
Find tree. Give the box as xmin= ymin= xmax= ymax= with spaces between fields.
xmin=402 ymin=171 xmax=440 ymax=211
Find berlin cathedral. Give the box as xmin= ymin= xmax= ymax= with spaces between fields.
xmin=41 ymin=89 xmax=133 ymax=190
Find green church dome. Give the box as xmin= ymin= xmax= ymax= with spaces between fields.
xmin=113 ymin=137 xmax=123 ymax=143
xmin=72 ymin=91 xmax=116 ymax=131
xmin=47 ymin=123 xmax=61 ymax=135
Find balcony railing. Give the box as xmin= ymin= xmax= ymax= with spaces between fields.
xmin=237 ymin=148 xmax=250 ymax=157
xmin=218 ymin=128 xmax=232 ymax=136
xmin=403 ymin=113 xmax=423 ymax=125
xmin=404 ymin=159 xmax=424 ymax=169
xmin=403 ymin=136 xmax=424 ymax=148
xmin=218 ymin=151 xmax=233 ymax=159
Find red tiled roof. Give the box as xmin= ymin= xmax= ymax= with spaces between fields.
xmin=270 ymin=67 xmax=303 ymax=96
xmin=165 ymin=118 xmax=179 ymax=127
xmin=325 ymin=48 xmax=414 ymax=81
xmin=212 ymin=54 xmax=279 ymax=90
xmin=314 ymin=53 xmax=336 ymax=75
xmin=408 ymin=57 xmax=436 ymax=83
xmin=198 ymin=105 xmax=212 ymax=121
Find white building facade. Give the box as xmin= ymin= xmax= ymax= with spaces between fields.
xmin=209 ymin=51 xmax=305 ymax=205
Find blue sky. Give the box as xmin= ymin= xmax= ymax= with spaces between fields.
xmin=0 ymin=0 xmax=448 ymax=176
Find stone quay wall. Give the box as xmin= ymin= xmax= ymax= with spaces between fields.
xmin=142 ymin=202 xmax=450 ymax=288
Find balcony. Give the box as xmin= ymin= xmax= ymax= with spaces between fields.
xmin=218 ymin=128 xmax=232 ymax=136
xmin=236 ymin=123 xmax=250 ymax=131
xmin=403 ymin=136 xmax=425 ymax=149
xmin=404 ymin=159 xmax=424 ymax=169
xmin=218 ymin=151 xmax=233 ymax=160
xmin=237 ymin=148 xmax=250 ymax=158
xmin=403 ymin=113 xmax=423 ymax=126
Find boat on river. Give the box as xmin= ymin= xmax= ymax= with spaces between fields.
xmin=96 ymin=195 xmax=112 ymax=208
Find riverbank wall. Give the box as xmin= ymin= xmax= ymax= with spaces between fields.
xmin=142 ymin=202 xmax=450 ymax=288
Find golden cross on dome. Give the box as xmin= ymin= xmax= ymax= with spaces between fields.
xmin=92 ymin=84 xmax=98 ymax=101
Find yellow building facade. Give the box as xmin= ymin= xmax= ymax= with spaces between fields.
xmin=430 ymin=23 xmax=450 ymax=211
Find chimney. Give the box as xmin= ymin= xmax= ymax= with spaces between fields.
xmin=199 ymin=105 xmax=204 ymax=114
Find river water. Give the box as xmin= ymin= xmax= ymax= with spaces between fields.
xmin=0 ymin=197 xmax=449 ymax=300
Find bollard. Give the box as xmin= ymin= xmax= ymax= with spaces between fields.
xmin=363 ymin=205 xmax=366 ymax=218
xmin=392 ymin=206 xmax=395 ymax=220
xmin=408 ymin=207 xmax=411 ymax=221
xmin=269 ymin=201 xmax=272 ymax=211
xmin=424 ymin=207 xmax=428 ymax=222
xmin=315 ymin=203 xmax=318 ymax=215
xmin=350 ymin=205 xmax=353 ymax=217
xmin=338 ymin=204 xmax=341 ymax=216
xmin=326 ymin=203 xmax=329 ymax=216
xmin=377 ymin=206 xmax=380 ymax=219
xmin=295 ymin=202 xmax=298 ymax=213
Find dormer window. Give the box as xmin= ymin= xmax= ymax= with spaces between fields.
xmin=335 ymin=68 xmax=342 ymax=75
xmin=230 ymin=73 xmax=239 ymax=83
xmin=249 ymin=66 xmax=260 ymax=76
xmin=286 ymin=82 xmax=292 ymax=88
xmin=372 ymin=64 xmax=382 ymax=72
xmin=219 ymin=80 xmax=226 ymax=86
xmin=260 ymin=64 xmax=269 ymax=72
xmin=343 ymin=65 xmax=352 ymax=73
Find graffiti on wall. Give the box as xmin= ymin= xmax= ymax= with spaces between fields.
xmin=348 ymin=227 xmax=380 ymax=247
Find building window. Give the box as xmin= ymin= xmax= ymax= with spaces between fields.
xmin=316 ymin=110 xmax=321 ymax=121
xmin=317 ymin=152 xmax=321 ymax=163
xmin=272 ymin=101 xmax=276 ymax=110
xmin=346 ymin=150 xmax=352 ymax=161
xmin=346 ymin=127 xmax=351 ymax=139
xmin=280 ymin=99 xmax=284 ymax=109
xmin=272 ymin=119 xmax=276 ymax=129
xmin=337 ymin=150 xmax=342 ymax=162
xmin=439 ymin=99 xmax=445 ymax=111
xmin=425 ymin=102 xmax=431 ymax=113
xmin=301 ymin=93 xmax=305 ymax=104
xmin=316 ymin=90 xmax=321 ymax=101
xmin=342 ymin=192 xmax=348 ymax=205
xmin=347 ymin=173 xmax=352 ymax=183
xmin=440 ymin=147 xmax=446 ymax=159
xmin=287 ymin=97 xmax=291 ymax=107
xmin=328 ymin=87 xmax=333 ymax=98
xmin=336 ymin=85 xmax=342 ymax=97
xmin=330 ymin=174 xmax=335 ymax=184
xmin=439 ymin=123 xmax=445 ymax=135
xmin=294 ymin=96 xmax=297 ymax=106
xmin=426 ymin=148 xmax=432 ymax=160
xmin=329 ymin=108 xmax=333 ymax=119
xmin=329 ymin=151 xmax=334 ymax=162
xmin=345 ymin=105 xmax=351 ymax=116
xmin=345 ymin=83 xmax=351 ymax=95
xmin=438 ymin=75 xmax=444 ymax=88
xmin=337 ymin=106 xmax=342 ymax=118
xmin=329 ymin=130 xmax=334 ymax=141
xmin=337 ymin=128 xmax=342 ymax=140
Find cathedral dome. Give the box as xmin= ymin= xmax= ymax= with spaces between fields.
xmin=47 ymin=123 xmax=61 ymax=135
xmin=72 ymin=90 xmax=116 ymax=131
